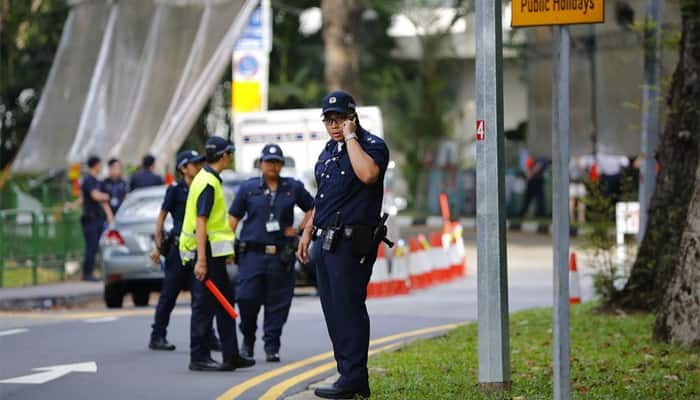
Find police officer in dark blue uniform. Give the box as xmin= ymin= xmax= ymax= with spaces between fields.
xmin=101 ymin=158 xmax=128 ymax=215
xmin=183 ymin=137 xmax=255 ymax=372
xmin=228 ymin=144 xmax=314 ymax=363
xmin=79 ymin=155 xmax=114 ymax=281
xmin=130 ymin=154 xmax=164 ymax=192
xmin=148 ymin=150 xmax=220 ymax=351
xmin=297 ymin=91 xmax=389 ymax=399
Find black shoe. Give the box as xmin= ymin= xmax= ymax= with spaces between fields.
xmin=265 ymin=352 xmax=280 ymax=362
xmin=188 ymin=358 xmax=223 ymax=371
xmin=220 ymin=354 xmax=256 ymax=371
xmin=208 ymin=339 xmax=223 ymax=352
xmin=149 ymin=337 xmax=176 ymax=351
xmin=240 ymin=343 xmax=254 ymax=358
xmin=314 ymin=384 xmax=370 ymax=399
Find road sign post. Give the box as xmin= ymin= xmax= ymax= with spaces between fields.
xmin=552 ymin=25 xmax=571 ymax=400
xmin=639 ymin=0 xmax=663 ymax=241
xmin=512 ymin=2 xmax=604 ymax=399
xmin=475 ymin=0 xmax=510 ymax=391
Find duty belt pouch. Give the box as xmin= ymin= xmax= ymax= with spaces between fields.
xmin=322 ymin=227 xmax=341 ymax=253
xmin=350 ymin=225 xmax=375 ymax=257
xmin=161 ymin=231 xmax=174 ymax=256
xmin=279 ymin=237 xmax=299 ymax=271
xmin=233 ymin=240 xmax=244 ymax=264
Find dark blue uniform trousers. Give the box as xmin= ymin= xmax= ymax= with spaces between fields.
xmin=236 ymin=252 xmax=294 ymax=354
xmin=190 ymin=255 xmax=239 ymax=361
xmin=313 ymin=240 xmax=374 ymax=390
xmin=151 ymin=247 xmax=218 ymax=343
xmin=81 ymin=218 xmax=104 ymax=280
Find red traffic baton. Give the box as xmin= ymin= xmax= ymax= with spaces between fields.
xmin=204 ymin=279 xmax=238 ymax=319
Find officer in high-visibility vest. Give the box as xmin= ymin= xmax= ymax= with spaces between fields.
xmin=179 ymin=136 xmax=255 ymax=372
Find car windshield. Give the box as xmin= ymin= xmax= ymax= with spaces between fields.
xmin=117 ymin=196 xmax=163 ymax=222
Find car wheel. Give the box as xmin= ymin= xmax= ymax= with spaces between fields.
xmin=104 ymin=285 xmax=124 ymax=308
xmin=132 ymin=290 xmax=150 ymax=307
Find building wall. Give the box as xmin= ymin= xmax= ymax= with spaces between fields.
xmin=523 ymin=0 xmax=681 ymax=158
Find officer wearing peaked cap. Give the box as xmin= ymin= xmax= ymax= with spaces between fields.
xmin=297 ymin=91 xmax=390 ymax=399
xmin=228 ymin=144 xmax=314 ymax=363
xmin=149 ymin=150 xmax=221 ymax=352
xmin=179 ymin=137 xmax=255 ymax=371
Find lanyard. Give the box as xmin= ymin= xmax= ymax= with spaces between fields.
xmin=264 ymin=185 xmax=278 ymax=221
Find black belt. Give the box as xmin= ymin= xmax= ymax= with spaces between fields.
xmin=241 ymin=242 xmax=281 ymax=255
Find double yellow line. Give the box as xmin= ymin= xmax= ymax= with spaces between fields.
xmin=217 ymin=322 xmax=464 ymax=400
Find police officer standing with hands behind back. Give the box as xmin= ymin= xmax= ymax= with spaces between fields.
xmin=228 ymin=144 xmax=314 ymax=363
xmin=297 ymin=91 xmax=390 ymax=399
xmin=179 ymin=137 xmax=255 ymax=372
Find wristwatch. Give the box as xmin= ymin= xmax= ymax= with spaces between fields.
xmin=343 ymin=132 xmax=358 ymax=142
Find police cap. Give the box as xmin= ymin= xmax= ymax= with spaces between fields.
xmin=260 ymin=144 xmax=285 ymax=163
xmin=321 ymin=91 xmax=356 ymax=116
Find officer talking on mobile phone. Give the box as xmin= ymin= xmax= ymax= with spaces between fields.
xmin=297 ymin=91 xmax=390 ymax=399
xmin=228 ymin=144 xmax=314 ymax=363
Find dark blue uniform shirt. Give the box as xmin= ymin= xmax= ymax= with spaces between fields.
xmin=129 ymin=169 xmax=164 ymax=192
xmin=196 ymin=165 xmax=221 ymax=218
xmin=81 ymin=174 xmax=105 ymax=219
xmin=101 ymin=178 xmax=128 ymax=214
xmin=313 ymin=127 xmax=389 ymax=227
xmin=161 ymin=180 xmax=189 ymax=236
xmin=229 ymin=177 xmax=314 ymax=244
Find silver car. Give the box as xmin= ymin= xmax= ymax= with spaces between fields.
xmin=100 ymin=186 xmax=170 ymax=308
xmin=99 ymin=178 xmax=244 ymax=308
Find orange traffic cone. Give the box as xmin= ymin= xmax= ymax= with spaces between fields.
xmin=569 ymin=252 xmax=581 ymax=305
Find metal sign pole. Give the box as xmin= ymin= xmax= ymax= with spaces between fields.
xmin=475 ymin=0 xmax=510 ymax=391
xmin=552 ymin=25 xmax=571 ymax=400
xmin=639 ymin=0 xmax=663 ymax=241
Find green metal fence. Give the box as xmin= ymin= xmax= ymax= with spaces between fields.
xmin=0 ymin=209 xmax=84 ymax=288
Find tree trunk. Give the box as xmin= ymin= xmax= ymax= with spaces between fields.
xmin=612 ymin=0 xmax=700 ymax=312
xmin=653 ymin=0 xmax=700 ymax=345
xmin=321 ymin=0 xmax=364 ymax=102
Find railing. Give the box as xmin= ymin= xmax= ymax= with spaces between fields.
xmin=0 ymin=209 xmax=84 ymax=288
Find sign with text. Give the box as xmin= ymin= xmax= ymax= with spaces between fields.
xmin=476 ymin=120 xmax=485 ymax=141
xmin=511 ymin=0 xmax=605 ymax=27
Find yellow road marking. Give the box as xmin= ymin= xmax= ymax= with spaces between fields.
xmin=217 ymin=322 xmax=463 ymax=400
xmin=259 ymin=342 xmax=402 ymax=400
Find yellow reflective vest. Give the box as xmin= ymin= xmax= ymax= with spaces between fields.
xmin=179 ymin=167 xmax=235 ymax=263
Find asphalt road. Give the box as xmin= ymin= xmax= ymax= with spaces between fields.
xmin=0 ymin=232 xmax=594 ymax=400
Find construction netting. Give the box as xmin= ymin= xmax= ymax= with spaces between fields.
xmin=12 ymin=0 xmax=256 ymax=173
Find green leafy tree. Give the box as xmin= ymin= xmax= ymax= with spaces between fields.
xmin=0 ymin=0 xmax=69 ymax=171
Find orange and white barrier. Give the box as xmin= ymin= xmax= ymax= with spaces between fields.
xmin=569 ymin=252 xmax=581 ymax=305
xmin=452 ymin=222 xmax=467 ymax=277
xmin=429 ymin=232 xmax=451 ymax=283
xmin=416 ymin=234 xmax=434 ymax=288
xmin=368 ymin=243 xmax=390 ymax=298
xmin=390 ymin=243 xmax=411 ymax=295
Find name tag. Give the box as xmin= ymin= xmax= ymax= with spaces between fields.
xmin=266 ymin=220 xmax=281 ymax=232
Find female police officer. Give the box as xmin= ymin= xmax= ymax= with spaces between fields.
xmin=228 ymin=144 xmax=313 ymax=362
xmin=148 ymin=150 xmax=220 ymax=352
xmin=297 ymin=91 xmax=389 ymax=399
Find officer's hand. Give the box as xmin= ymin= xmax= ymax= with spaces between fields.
xmin=149 ymin=248 xmax=161 ymax=265
xmin=342 ymin=118 xmax=357 ymax=137
xmin=284 ymin=227 xmax=297 ymax=237
xmin=194 ymin=260 xmax=207 ymax=281
xmin=297 ymin=231 xmax=312 ymax=264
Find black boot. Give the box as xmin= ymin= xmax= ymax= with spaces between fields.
xmin=188 ymin=357 xmax=222 ymax=371
xmin=149 ymin=337 xmax=176 ymax=351
xmin=240 ymin=342 xmax=254 ymax=358
xmin=314 ymin=384 xmax=370 ymax=399
xmin=219 ymin=354 xmax=256 ymax=371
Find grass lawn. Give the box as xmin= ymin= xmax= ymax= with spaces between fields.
xmin=369 ymin=303 xmax=699 ymax=399
xmin=1 ymin=266 xmax=64 ymax=288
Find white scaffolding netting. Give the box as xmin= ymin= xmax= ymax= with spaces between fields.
xmin=12 ymin=1 xmax=111 ymax=172
xmin=13 ymin=0 xmax=257 ymax=172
